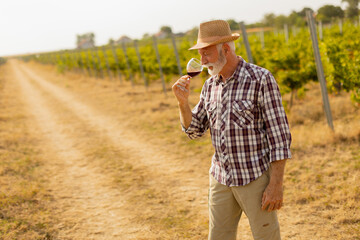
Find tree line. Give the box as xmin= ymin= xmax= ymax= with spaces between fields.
xmin=156 ymin=1 xmax=359 ymax=40
xmin=246 ymin=0 xmax=359 ymax=29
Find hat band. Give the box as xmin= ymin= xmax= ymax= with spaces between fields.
xmin=197 ymin=35 xmax=229 ymax=44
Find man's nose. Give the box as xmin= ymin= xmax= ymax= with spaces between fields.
xmin=201 ymin=57 xmax=207 ymax=65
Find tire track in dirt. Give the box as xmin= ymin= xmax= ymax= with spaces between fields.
xmin=22 ymin=61 xmax=258 ymax=239
xmin=19 ymin=62 xmax=209 ymax=209
xmin=12 ymin=60 xmax=211 ymax=239
xmin=10 ymin=60 xmax=149 ymax=239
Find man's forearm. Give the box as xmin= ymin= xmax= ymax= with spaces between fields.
xmin=262 ymin=159 xmax=287 ymax=211
xmin=269 ymin=159 xmax=287 ymax=186
xmin=178 ymin=102 xmax=192 ymax=129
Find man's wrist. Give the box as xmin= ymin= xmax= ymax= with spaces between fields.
xmin=178 ymin=101 xmax=189 ymax=108
xmin=269 ymin=178 xmax=283 ymax=187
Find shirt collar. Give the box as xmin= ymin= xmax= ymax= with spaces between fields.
xmin=213 ymin=56 xmax=245 ymax=84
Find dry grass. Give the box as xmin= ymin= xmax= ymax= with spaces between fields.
xmin=33 ymin=62 xmax=360 ymax=239
xmin=0 ymin=66 xmax=56 ymax=239
xmin=57 ymin=66 xmax=359 ymax=239
xmin=1 ymin=60 xmax=359 ymax=239
xmin=283 ymin=83 xmax=360 ymax=239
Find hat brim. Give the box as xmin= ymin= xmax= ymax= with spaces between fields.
xmin=189 ymin=33 xmax=240 ymax=50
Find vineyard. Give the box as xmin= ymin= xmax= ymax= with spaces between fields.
xmin=1 ymin=18 xmax=360 ymax=239
xmin=22 ymin=20 xmax=360 ymax=104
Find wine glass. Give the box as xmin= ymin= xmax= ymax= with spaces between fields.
xmin=186 ymin=58 xmax=203 ymax=78
xmin=177 ymin=58 xmax=203 ymax=92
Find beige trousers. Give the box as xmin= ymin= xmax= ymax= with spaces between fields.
xmin=208 ymin=170 xmax=281 ymax=240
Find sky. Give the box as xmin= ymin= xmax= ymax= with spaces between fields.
xmin=0 ymin=0 xmax=345 ymax=56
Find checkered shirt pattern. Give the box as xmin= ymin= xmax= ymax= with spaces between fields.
xmin=182 ymin=57 xmax=292 ymax=186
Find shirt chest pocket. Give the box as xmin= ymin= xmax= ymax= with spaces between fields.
xmin=231 ymin=100 xmax=255 ymax=128
xmin=205 ymin=101 xmax=218 ymax=129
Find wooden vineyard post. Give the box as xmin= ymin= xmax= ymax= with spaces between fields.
xmin=284 ymin=24 xmax=289 ymax=42
xmin=239 ymin=22 xmax=253 ymax=63
xmin=133 ymin=40 xmax=148 ymax=88
xmin=292 ymin=26 xmax=297 ymax=37
xmin=65 ymin=51 xmax=70 ymax=71
xmin=121 ymin=42 xmax=134 ymax=86
xmin=319 ymin=21 xmax=323 ymax=41
xmin=153 ymin=36 xmax=167 ymax=95
xmin=306 ymin=10 xmax=334 ymax=131
xmin=58 ymin=52 xmax=63 ymax=71
xmin=102 ymin=46 xmax=112 ymax=80
xmin=171 ymin=33 xmax=183 ymax=76
xmin=260 ymin=28 xmax=265 ymax=49
xmin=85 ymin=50 xmax=93 ymax=77
xmin=67 ymin=51 xmax=73 ymax=71
xmin=77 ymin=50 xmax=86 ymax=75
xmin=111 ymin=43 xmax=123 ymax=83
xmin=90 ymin=49 xmax=98 ymax=78
xmin=339 ymin=19 xmax=343 ymax=35
xmin=74 ymin=51 xmax=80 ymax=73
xmin=95 ymin=47 xmax=104 ymax=78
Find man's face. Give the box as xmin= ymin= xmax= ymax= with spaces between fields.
xmin=198 ymin=44 xmax=227 ymax=76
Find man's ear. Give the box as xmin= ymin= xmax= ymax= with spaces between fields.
xmin=223 ymin=43 xmax=230 ymax=55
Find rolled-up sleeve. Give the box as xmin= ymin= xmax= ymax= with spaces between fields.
xmin=182 ymin=83 xmax=209 ymax=139
xmin=260 ymin=72 xmax=292 ymax=162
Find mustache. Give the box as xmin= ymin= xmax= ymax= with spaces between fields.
xmin=202 ymin=64 xmax=213 ymax=68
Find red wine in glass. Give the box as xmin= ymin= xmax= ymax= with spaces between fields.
xmin=186 ymin=58 xmax=203 ymax=79
xmin=187 ymin=71 xmax=202 ymax=77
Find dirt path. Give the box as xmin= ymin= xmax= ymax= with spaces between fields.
xmin=19 ymin=63 xmax=206 ymax=192
xmin=6 ymin=59 xmax=360 ymax=239
xmin=9 ymin=59 xmax=211 ymax=239
xmin=10 ymin=60 xmax=152 ymax=239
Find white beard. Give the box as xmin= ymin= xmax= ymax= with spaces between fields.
xmin=203 ymin=50 xmax=227 ymax=76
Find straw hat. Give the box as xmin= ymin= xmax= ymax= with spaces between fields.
xmin=189 ymin=20 xmax=240 ymax=50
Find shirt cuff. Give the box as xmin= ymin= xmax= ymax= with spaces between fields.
xmin=269 ymin=148 xmax=292 ymax=162
xmin=181 ymin=120 xmax=196 ymax=134
xmin=180 ymin=117 xmax=201 ymax=140
xmin=181 ymin=123 xmax=188 ymax=132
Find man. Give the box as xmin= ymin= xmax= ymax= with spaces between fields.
xmin=172 ymin=20 xmax=292 ymax=240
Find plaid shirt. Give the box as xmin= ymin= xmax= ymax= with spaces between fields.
xmin=183 ymin=57 xmax=292 ymax=186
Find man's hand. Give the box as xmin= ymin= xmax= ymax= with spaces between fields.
xmin=261 ymin=159 xmax=287 ymax=212
xmin=172 ymin=75 xmax=193 ymax=129
xmin=261 ymin=182 xmax=283 ymax=212
xmin=172 ymin=75 xmax=191 ymax=105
